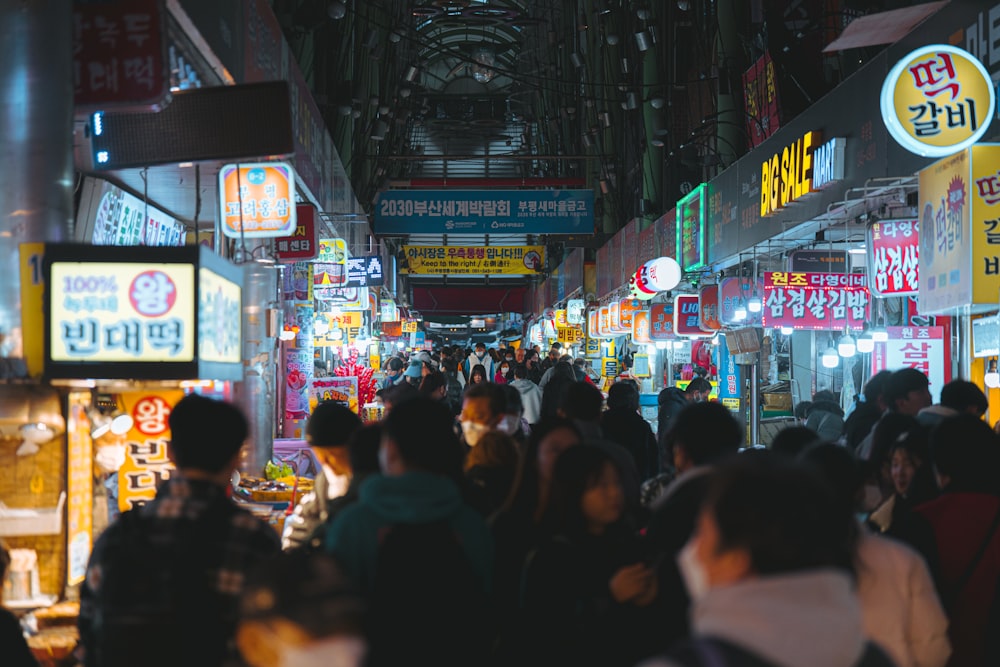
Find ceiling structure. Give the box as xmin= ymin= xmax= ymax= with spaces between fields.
xmin=270 ymin=0 xmax=906 ymax=315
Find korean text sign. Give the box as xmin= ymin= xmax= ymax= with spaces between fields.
xmin=374 ymin=190 xmax=593 ymax=235
xmin=219 ymin=162 xmax=296 ymax=239
xmin=871 ymin=327 xmax=948 ymax=403
xmin=649 ymin=303 xmax=675 ymax=341
xmin=762 ymin=272 xmax=869 ymax=331
xmin=881 ymin=44 xmax=996 ymax=158
xmin=198 ymin=268 xmax=241 ymax=364
xmin=118 ymin=389 xmax=183 ymax=512
xmin=674 ymin=295 xmax=710 ymax=337
xmin=402 ymin=246 xmax=544 ymax=275
xmin=971 ymin=145 xmax=1000 ymax=304
xmin=49 ymin=261 xmax=195 ymax=363
xmin=274 ymin=205 xmax=318 ymax=262
xmin=918 ymin=149 xmax=972 ymax=314
xmin=867 ymin=219 xmax=919 ymax=296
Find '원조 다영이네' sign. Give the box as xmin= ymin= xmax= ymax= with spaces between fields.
xmin=868 ymin=219 xmax=919 ymax=296
xmin=761 ymin=272 xmax=869 ymax=331
xmin=219 ymin=162 xmax=296 ymax=239
xmin=881 ymin=44 xmax=996 ymax=158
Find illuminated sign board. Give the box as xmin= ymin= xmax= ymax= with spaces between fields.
xmin=761 ymin=131 xmax=817 ymax=217
xmin=881 ymin=44 xmax=995 ymax=158
xmin=867 ymin=219 xmax=919 ymax=296
xmin=402 ymin=245 xmax=544 ymax=275
xmin=677 ymin=184 xmax=707 ymax=271
xmin=674 ymin=295 xmax=711 ymax=337
xmin=567 ymin=299 xmax=585 ymax=325
xmin=345 ymin=255 xmax=384 ymax=288
xmin=218 ymin=162 xmax=296 ymax=239
xmin=274 ymin=204 xmax=319 ymax=262
xmin=44 ymin=244 xmax=243 ymax=380
xmin=762 ymin=271 xmax=869 ymax=331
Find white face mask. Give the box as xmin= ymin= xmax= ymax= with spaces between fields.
xmin=95 ymin=443 xmax=127 ymax=473
xmin=677 ymin=540 xmax=710 ymax=602
xmin=495 ymin=415 xmax=521 ymax=435
xmin=461 ymin=420 xmax=490 ymax=446
xmin=279 ymin=636 xmax=367 ymax=667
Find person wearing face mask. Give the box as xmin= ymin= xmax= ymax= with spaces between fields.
xmin=463 ymin=343 xmax=494 ymax=385
xmin=460 ymin=382 xmax=506 ymax=447
xmin=237 ymin=550 xmax=368 ymax=667
xmin=495 ymin=360 xmax=513 ymax=384
xmin=641 ymin=458 xmax=894 ymax=667
xmin=380 ymin=357 xmax=406 ymax=389
xmin=499 ymin=383 xmax=531 ymax=443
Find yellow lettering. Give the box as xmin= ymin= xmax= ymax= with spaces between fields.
xmin=801 ymin=131 xmax=815 ymax=195
xmin=780 ymin=146 xmax=790 ymax=207
xmin=761 ymin=160 xmax=770 ymax=217
xmin=770 ymin=154 xmax=780 ymax=214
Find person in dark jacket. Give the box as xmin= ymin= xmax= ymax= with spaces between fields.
xmin=843 ymin=370 xmax=892 ymax=452
xmin=656 ymin=379 xmax=712 ymax=461
xmin=520 ymin=446 xmax=660 ymax=667
xmin=602 ymin=382 xmax=659 ymax=482
xmin=540 ymin=361 xmax=577 ymax=423
xmin=898 ymin=415 xmax=1000 ymax=667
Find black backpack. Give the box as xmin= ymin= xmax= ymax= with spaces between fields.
xmin=89 ymin=506 xmax=230 ymax=667
xmin=445 ymin=370 xmax=464 ymax=415
xmin=369 ymin=519 xmax=490 ymax=667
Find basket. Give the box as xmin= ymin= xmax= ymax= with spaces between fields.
xmin=0 ymin=492 xmax=66 ymax=536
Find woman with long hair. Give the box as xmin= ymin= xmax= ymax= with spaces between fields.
xmin=469 ymin=363 xmax=489 ymax=385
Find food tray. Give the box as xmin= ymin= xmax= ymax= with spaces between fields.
xmin=0 ymin=492 xmax=66 ymax=536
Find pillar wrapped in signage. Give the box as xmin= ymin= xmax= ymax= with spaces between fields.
xmin=283 ymin=304 xmax=314 ymax=438
xmin=918 ymin=144 xmax=1000 ymax=314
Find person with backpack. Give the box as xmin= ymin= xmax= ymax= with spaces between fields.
xmin=78 ymin=395 xmax=281 ymax=667
xmin=323 ymin=397 xmax=493 ymax=667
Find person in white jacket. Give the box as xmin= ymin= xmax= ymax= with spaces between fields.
xmin=801 ymin=443 xmax=951 ymax=667
xmin=509 ymin=364 xmax=542 ymax=425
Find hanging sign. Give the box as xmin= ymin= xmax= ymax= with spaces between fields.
xmin=649 ymin=303 xmax=675 ymax=341
xmin=313 ymin=238 xmax=348 ymax=293
xmin=118 ymin=389 xmax=184 ymax=512
xmin=309 ymin=377 xmax=359 ymax=413
xmin=871 ymin=327 xmax=948 ymax=402
xmin=555 ymin=309 xmax=569 ymax=327
xmin=402 ymin=245 xmax=544 ymax=275
xmin=632 ymin=310 xmax=652 ymax=344
xmin=717 ymin=334 xmax=742 ymax=413
xmin=619 ymin=298 xmax=642 ymax=330
xmin=718 ymin=277 xmax=763 ymax=326
xmin=557 ymin=327 xmax=584 ymax=344
xmin=867 ymin=219 xmax=919 ymax=296
xmin=762 ymin=272 xmax=869 ymax=331
xmin=597 ymin=307 xmax=610 ymax=338
xmin=66 ymin=392 xmax=93 ymax=585
xmin=274 ymin=205 xmax=319 ymax=262
xmin=218 ymin=162 xmax=296 ymax=239
xmin=881 ymin=44 xmax=996 ymax=158
xmin=380 ymin=301 xmax=399 ymax=322
xmin=567 ymin=299 xmax=585 ymax=325
xmin=698 ymin=285 xmax=721 ymax=331
xmin=674 ymin=295 xmax=711 ymax=337
xmin=345 ymin=255 xmax=384 ymax=288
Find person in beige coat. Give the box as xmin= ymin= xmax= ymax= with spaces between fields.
xmin=803 ymin=444 xmax=950 ymax=667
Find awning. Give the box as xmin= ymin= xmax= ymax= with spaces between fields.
xmin=411 ymin=286 xmax=526 ymax=315
xmin=822 ymin=1 xmax=949 ymax=53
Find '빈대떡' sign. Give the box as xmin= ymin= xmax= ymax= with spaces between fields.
xmin=118 ymin=390 xmax=183 ymax=512
xmin=762 ymin=272 xmax=869 ymax=331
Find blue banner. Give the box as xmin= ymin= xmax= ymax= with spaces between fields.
xmin=717 ymin=334 xmax=742 ymax=414
xmin=374 ymin=189 xmax=594 ymax=235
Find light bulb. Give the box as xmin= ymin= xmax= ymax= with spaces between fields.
xmin=110 ymin=411 xmax=134 ymax=435
xmin=986 ymin=372 xmax=1000 ymax=389
xmin=871 ymin=326 xmax=889 ymax=342
xmin=780 ymin=326 xmax=794 ymax=335
xmin=821 ymin=346 xmax=840 ymax=368
xmin=396 ymin=341 xmax=405 ymax=349
xmin=838 ymin=333 xmax=857 ymax=358
xmin=856 ymin=335 xmax=875 ymax=353
xmin=747 ymin=296 xmax=762 ymax=313
xmin=733 ymin=302 xmax=748 ymax=321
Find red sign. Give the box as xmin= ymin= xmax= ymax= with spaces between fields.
xmin=762 ymin=272 xmax=870 ymax=331
xmin=718 ymin=277 xmax=763 ymax=326
xmin=871 ymin=327 xmax=949 ymax=397
xmin=72 ymin=0 xmax=169 ymax=111
xmin=699 ymin=285 xmax=721 ymax=330
xmin=650 ymin=303 xmax=675 ymax=341
xmin=275 ymin=205 xmax=319 ymax=262
xmin=674 ymin=295 xmax=711 ymax=337
xmin=867 ymin=219 xmax=919 ymax=296
xmin=742 ymin=51 xmax=781 ymax=148
xmin=657 ymin=209 xmax=677 ymax=260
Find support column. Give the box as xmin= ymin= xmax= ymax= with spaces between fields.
xmin=0 ymin=2 xmax=73 ymax=369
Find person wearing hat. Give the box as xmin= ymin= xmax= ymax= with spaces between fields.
xmin=380 ymin=357 xmax=406 ymax=390
xmin=282 ymin=401 xmax=362 ymax=552
xmin=403 ymin=359 xmax=424 ymax=387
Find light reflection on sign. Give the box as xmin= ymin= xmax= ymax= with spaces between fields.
xmin=198 ymin=268 xmax=241 ymax=364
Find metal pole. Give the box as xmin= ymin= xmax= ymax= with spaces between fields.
xmin=749 ymin=359 xmax=760 ymax=446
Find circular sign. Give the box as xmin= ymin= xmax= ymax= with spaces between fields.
xmin=880 ymin=44 xmax=995 ymax=158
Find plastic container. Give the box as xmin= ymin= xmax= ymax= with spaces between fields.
xmin=0 ymin=492 xmax=66 ymax=536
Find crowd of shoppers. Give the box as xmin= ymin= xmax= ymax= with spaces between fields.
xmin=67 ymin=349 xmax=1000 ymax=667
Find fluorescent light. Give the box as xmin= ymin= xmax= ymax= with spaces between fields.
xmin=821 ymin=346 xmax=840 ymax=368
xmin=838 ymin=333 xmax=857 ymax=358
xmin=780 ymin=326 xmax=794 ymax=335
xmin=747 ymin=296 xmax=762 ymax=313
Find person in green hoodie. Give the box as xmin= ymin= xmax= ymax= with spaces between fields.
xmin=324 ymin=396 xmax=493 ymax=593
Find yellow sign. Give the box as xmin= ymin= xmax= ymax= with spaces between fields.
xmin=402 ymin=245 xmax=545 ymax=275
xmin=118 ymin=390 xmax=184 ymax=512
xmin=219 ymin=162 xmax=296 ymax=238
xmin=198 ymin=268 xmax=241 ymax=364
xmin=761 ymin=131 xmax=817 ymax=217
xmin=677 ymin=379 xmax=720 ymax=401
xmin=557 ymin=326 xmax=583 ymax=344
xmin=402 ymin=320 xmax=418 ymax=333
xmin=370 ymin=350 xmax=381 ymax=372
xmin=972 ymin=145 xmax=1000 ymax=304
xmin=918 ymin=149 xmax=972 ymax=314
xmin=585 ymin=336 xmax=601 ymax=358
xmin=881 ymin=44 xmax=996 ymax=158
xmin=49 ymin=262 xmax=196 ymax=363
xmin=19 ymin=243 xmax=45 ymax=376
xmin=66 ymin=392 xmax=93 ymax=586
xmin=555 ymin=309 xmax=568 ymax=327
xmin=310 ymin=377 xmax=359 ymax=413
